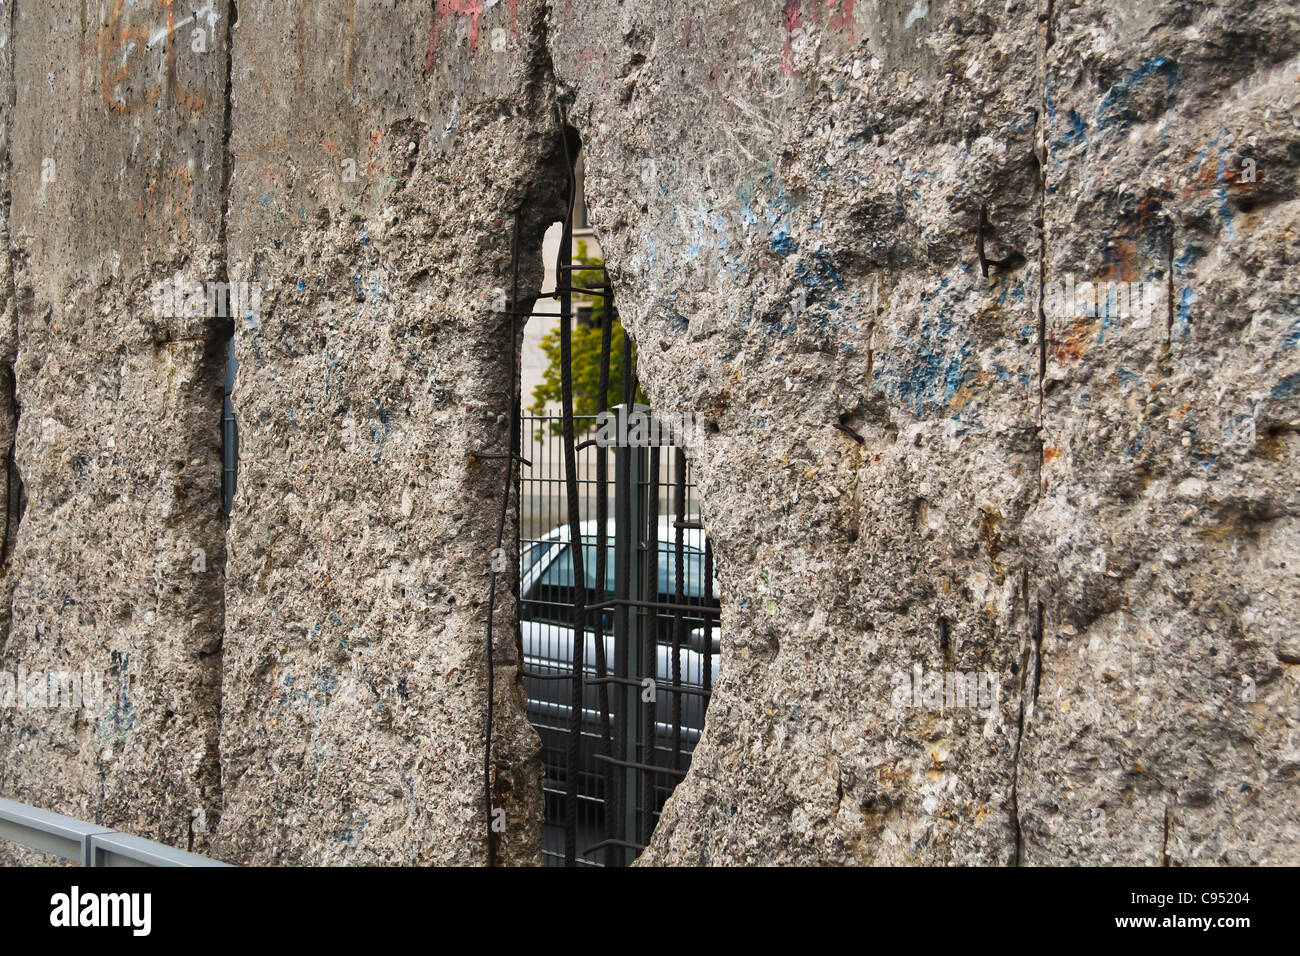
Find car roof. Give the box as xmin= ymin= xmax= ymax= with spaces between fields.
xmin=535 ymin=517 xmax=707 ymax=550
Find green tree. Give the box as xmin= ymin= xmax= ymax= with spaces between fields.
xmin=529 ymin=240 xmax=646 ymax=431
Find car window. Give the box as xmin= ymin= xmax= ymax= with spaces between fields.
xmin=537 ymin=540 xmax=616 ymax=598
xmin=654 ymin=544 xmax=715 ymax=600
xmin=520 ymin=541 xmax=553 ymax=578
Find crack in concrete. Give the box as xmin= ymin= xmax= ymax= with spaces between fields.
xmin=205 ymin=0 xmax=238 ymax=843
xmin=1012 ymin=0 xmax=1057 ymax=866
xmin=1161 ymin=803 xmax=1172 ymax=866
xmin=0 ymin=0 xmax=21 ymax=668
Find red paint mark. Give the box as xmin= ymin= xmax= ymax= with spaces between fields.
xmin=683 ymin=17 xmax=692 ymax=47
xmin=1098 ymin=238 xmax=1138 ymax=284
xmin=576 ymin=46 xmax=603 ymax=72
xmin=426 ymin=0 xmax=485 ymax=71
xmin=780 ymin=0 xmax=803 ymax=76
xmin=509 ymin=0 xmax=520 ymax=38
xmin=424 ymin=7 xmax=438 ymax=73
xmin=136 ymin=167 xmax=193 ymax=245
xmin=779 ymin=0 xmax=857 ymax=74
xmin=1053 ymin=317 xmax=1099 ymax=364
xmin=451 ymin=0 xmax=485 ymax=52
xmin=828 ymin=0 xmax=854 ymax=28
xmin=365 ymin=129 xmax=384 ymax=176
xmin=828 ymin=0 xmax=857 ymax=42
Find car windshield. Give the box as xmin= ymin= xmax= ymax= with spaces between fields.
xmin=652 ymin=542 xmax=712 ymax=599
xmin=536 ymin=537 xmax=715 ymax=601
xmin=537 ymin=539 xmax=616 ymax=597
xmin=520 ymin=541 xmax=551 ymax=577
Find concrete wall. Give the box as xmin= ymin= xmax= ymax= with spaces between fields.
xmin=0 ymin=0 xmax=1295 ymax=865
xmin=546 ymin=0 xmax=1299 ymax=865
xmin=0 ymin=0 xmax=231 ymax=857
xmin=211 ymin=0 xmax=560 ymax=866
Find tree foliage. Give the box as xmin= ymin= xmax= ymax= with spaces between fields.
xmin=529 ymin=240 xmax=646 ymax=430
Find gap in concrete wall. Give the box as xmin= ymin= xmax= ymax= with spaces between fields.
xmin=220 ymin=337 xmax=237 ymax=517
xmin=0 ymin=357 xmax=20 ymax=660
xmin=517 ymin=141 xmax=723 ymax=863
xmin=478 ymin=112 xmax=576 ymax=866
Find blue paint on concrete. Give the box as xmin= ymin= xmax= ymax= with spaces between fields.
xmin=1098 ymin=56 xmax=1179 ymax=127
xmin=1272 ymin=373 xmax=1300 ymax=398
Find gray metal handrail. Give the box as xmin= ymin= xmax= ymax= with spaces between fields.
xmin=0 ymin=797 xmax=231 ymax=867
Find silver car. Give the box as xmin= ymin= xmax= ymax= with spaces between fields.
xmin=520 ymin=518 xmax=721 ymax=803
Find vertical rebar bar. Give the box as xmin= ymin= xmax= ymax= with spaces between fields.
xmin=640 ymin=442 xmax=660 ymax=847
xmin=703 ymin=536 xmax=715 ymax=702
xmin=593 ymin=278 xmax=615 ymax=866
xmin=671 ymin=447 xmax=686 ymax=772
xmin=556 ymin=117 xmax=587 ymax=867
xmin=614 ymin=328 xmax=639 ymax=865
xmin=221 ymin=339 xmax=238 ymax=516
xmin=481 ymin=213 xmax=523 ymax=866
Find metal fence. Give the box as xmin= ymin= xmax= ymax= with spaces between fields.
xmin=519 ymin=414 xmax=718 ymax=867
xmin=476 ymin=115 xmax=720 ymax=867
xmin=0 ymin=797 xmax=229 ymax=867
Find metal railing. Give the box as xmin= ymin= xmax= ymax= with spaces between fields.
xmin=520 ymin=413 xmax=719 ymax=867
xmin=514 ymin=119 xmax=720 ymax=867
xmin=475 ymin=114 xmax=722 ymax=867
xmin=0 ymin=797 xmax=230 ymax=867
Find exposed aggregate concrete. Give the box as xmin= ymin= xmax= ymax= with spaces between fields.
xmin=0 ymin=0 xmax=1295 ymax=865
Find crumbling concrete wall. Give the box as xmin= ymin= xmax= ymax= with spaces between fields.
xmin=551 ymin=0 xmax=1040 ymax=865
xmin=0 ymin=0 xmax=231 ymax=857
xmin=1019 ymin=1 xmax=1300 ymax=865
xmin=0 ymin=0 xmax=1295 ymax=867
xmin=545 ymin=0 xmax=1299 ymax=864
xmin=0 ymin=1 xmax=18 ymax=651
xmin=210 ymin=0 xmax=560 ymax=865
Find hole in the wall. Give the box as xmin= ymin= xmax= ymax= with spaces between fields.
xmin=2 ymin=365 xmax=24 ymax=569
xmin=220 ymin=337 xmax=238 ymax=518
xmin=516 ymin=138 xmax=722 ymax=866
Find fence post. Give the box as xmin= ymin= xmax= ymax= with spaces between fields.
xmin=614 ymin=419 xmax=646 ymax=865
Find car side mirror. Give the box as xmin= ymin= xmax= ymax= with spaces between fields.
xmin=687 ymin=625 xmax=720 ymax=656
